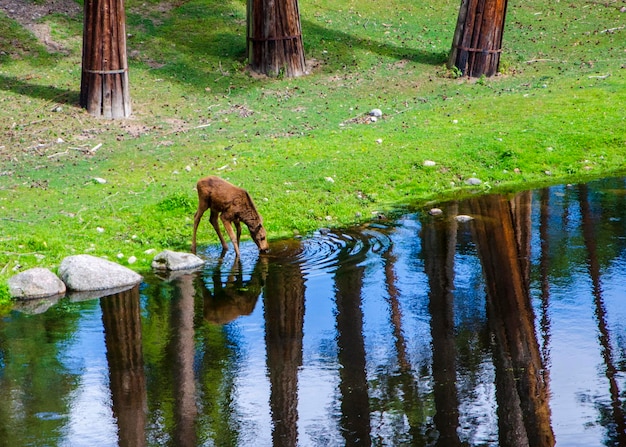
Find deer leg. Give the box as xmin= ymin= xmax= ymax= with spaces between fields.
xmin=210 ymin=210 xmax=229 ymax=252
xmin=235 ymin=221 xmax=242 ymax=247
xmin=191 ymin=200 xmax=209 ymax=254
xmin=221 ymin=216 xmax=241 ymax=258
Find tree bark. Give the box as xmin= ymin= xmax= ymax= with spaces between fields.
xmin=449 ymin=0 xmax=508 ymax=77
xmin=81 ymin=0 xmax=131 ymax=118
xmin=247 ymin=0 xmax=306 ymax=77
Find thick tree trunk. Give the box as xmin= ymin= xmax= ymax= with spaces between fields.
xmin=449 ymin=0 xmax=508 ymax=77
xmin=80 ymin=0 xmax=131 ymax=118
xmin=247 ymin=0 xmax=306 ymax=77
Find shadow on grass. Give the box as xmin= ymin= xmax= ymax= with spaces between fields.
xmin=3 ymin=0 xmax=448 ymax=103
xmin=127 ymin=2 xmax=448 ymax=89
xmin=302 ymin=21 xmax=449 ymax=68
xmin=0 ymin=74 xmax=80 ymax=107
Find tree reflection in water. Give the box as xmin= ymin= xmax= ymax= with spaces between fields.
xmin=467 ymin=192 xmax=554 ymax=447
xmin=2 ymin=178 xmax=626 ymax=446
xmin=101 ymin=286 xmax=147 ymax=447
xmin=422 ymin=201 xmax=461 ymax=447
xmin=263 ymin=240 xmax=305 ymax=447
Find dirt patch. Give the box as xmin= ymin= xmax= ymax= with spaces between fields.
xmin=0 ymin=0 xmax=81 ymax=51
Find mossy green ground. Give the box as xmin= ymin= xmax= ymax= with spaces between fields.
xmin=1 ymin=0 xmax=625 ymax=298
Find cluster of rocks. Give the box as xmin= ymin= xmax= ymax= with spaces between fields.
xmin=8 ymin=251 xmax=206 ymax=302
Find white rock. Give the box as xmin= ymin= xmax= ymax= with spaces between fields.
xmin=423 ymin=160 xmax=437 ymax=167
xmin=93 ymin=177 xmax=107 ymax=184
xmin=369 ymin=108 xmax=383 ymax=117
xmin=151 ymin=250 xmax=205 ymax=271
xmin=465 ymin=177 xmax=482 ymax=186
xmin=8 ymin=268 xmax=66 ymax=299
xmin=59 ymin=255 xmax=142 ymax=292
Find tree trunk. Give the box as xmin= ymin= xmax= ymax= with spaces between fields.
xmin=80 ymin=0 xmax=131 ymax=118
xmin=448 ymin=0 xmax=508 ymax=77
xmin=247 ymin=0 xmax=306 ymax=77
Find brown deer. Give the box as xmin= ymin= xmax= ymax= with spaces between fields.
xmin=191 ymin=176 xmax=269 ymax=257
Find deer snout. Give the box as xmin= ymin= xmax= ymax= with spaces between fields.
xmin=252 ymin=225 xmax=270 ymax=253
xmin=258 ymin=239 xmax=270 ymax=253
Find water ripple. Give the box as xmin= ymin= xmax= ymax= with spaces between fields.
xmin=264 ymin=224 xmax=395 ymax=278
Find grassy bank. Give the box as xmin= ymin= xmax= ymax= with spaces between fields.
xmin=1 ymin=0 xmax=625 ymax=294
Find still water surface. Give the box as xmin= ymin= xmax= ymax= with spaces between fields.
xmin=2 ymin=177 xmax=626 ymax=446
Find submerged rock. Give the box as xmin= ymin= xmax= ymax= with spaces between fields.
xmin=59 ymin=254 xmax=142 ymax=291
xmin=151 ymin=250 xmax=205 ymax=271
xmin=428 ymin=208 xmax=443 ymax=216
xmin=8 ymin=267 xmax=66 ymax=299
xmin=455 ymin=214 xmax=474 ymax=223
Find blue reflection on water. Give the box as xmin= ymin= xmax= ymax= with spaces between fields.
xmin=2 ymin=177 xmax=626 ymax=446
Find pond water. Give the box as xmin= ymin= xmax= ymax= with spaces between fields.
xmin=2 ymin=177 xmax=626 ymax=447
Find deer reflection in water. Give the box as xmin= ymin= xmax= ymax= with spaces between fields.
xmin=199 ymin=258 xmax=267 ymax=326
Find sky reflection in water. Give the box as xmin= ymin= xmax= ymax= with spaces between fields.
xmin=2 ymin=177 xmax=626 ymax=446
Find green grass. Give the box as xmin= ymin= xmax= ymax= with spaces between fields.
xmin=1 ymin=0 xmax=625 ymax=293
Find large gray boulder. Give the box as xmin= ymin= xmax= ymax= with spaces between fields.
xmin=59 ymin=254 xmax=142 ymax=291
xmin=151 ymin=250 xmax=205 ymax=271
xmin=8 ymin=267 xmax=66 ymax=299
